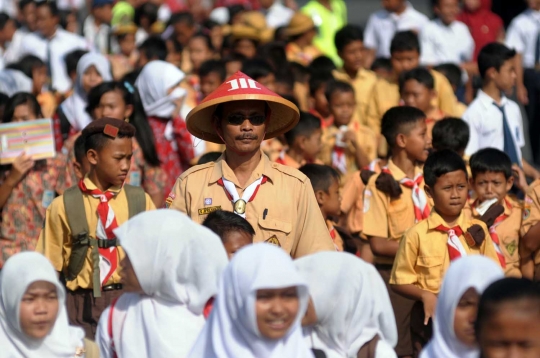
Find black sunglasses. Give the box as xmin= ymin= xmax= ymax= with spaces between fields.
xmin=226 ymin=113 xmax=266 ymax=126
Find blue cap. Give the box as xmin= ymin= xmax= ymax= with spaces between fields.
xmin=92 ymin=0 xmax=113 ymax=8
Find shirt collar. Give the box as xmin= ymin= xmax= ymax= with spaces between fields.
xmin=83 ymin=176 xmax=122 ymax=193
xmin=427 ymin=209 xmax=467 ymax=231
xmin=336 ymin=67 xmax=369 ymax=80
xmin=210 ymin=150 xmax=274 ymax=187
xmin=476 ymin=89 xmax=509 ymax=109
xmin=390 ymin=1 xmax=414 ymax=21
xmin=386 ymin=158 xmax=422 ymax=181
xmin=471 ymin=196 xmax=513 ymax=217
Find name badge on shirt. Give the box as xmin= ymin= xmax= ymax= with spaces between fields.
xmin=129 ymin=171 xmax=141 ymax=187
xmin=198 ymin=206 xmax=221 ymax=215
xmin=42 ymin=190 xmax=55 ymax=209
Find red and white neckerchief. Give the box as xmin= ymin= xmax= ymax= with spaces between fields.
xmin=327 ymin=222 xmax=340 ymax=251
xmin=332 ymin=146 xmax=347 ymax=174
xmin=78 ymin=180 xmax=119 ymax=287
xmin=382 ymin=167 xmax=430 ymax=222
xmin=275 ymin=150 xmax=286 ymax=165
xmin=217 ymin=176 xmax=267 ymax=218
xmin=472 ymin=198 xmax=508 ymax=268
xmin=363 ymin=158 xmax=381 ymax=172
xmin=435 ymin=224 xmax=467 ymax=261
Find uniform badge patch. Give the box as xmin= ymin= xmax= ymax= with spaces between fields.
xmin=198 ymin=206 xmax=222 ymax=215
xmin=525 ymin=196 xmax=534 ymax=204
xmin=265 ymin=235 xmax=281 ymax=247
xmin=165 ymin=193 xmax=176 ymax=208
xmin=523 ymin=208 xmax=531 ymax=220
xmin=204 ymin=198 xmax=212 ymax=205
xmin=506 ymin=240 xmax=517 ymax=256
xmin=363 ymin=189 xmax=372 ymax=213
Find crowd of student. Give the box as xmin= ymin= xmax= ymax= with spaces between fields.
xmin=1 ymin=0 xmax=540 ymax=357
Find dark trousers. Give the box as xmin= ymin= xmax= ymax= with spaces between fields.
xmin=523 ymin=69 xmax=540 ymax=163
xmin=410 ymin=301 xmax=433 ymax=357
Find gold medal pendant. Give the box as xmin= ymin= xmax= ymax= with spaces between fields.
xmin=234 ymin=199 xmax=247 ymax=214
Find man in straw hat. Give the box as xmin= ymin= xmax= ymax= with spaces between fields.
xmin=168 ymin=71 xmax=335 ymax=257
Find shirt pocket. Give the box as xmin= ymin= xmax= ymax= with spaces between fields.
xmin=416 ymin=256 xmax=444 ymax=292
xmin=258 ymin=216 xmax=292 ymax=250
xmin=387 ymin=198 xmax=410 ymax=239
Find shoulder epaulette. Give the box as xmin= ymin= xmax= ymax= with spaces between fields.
xmin=271 ymin=162 xmax=307 ymax=183
xmin=178 ymin=161 xmax=215 ymax=180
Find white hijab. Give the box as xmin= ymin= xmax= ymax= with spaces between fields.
xmin=0 ymin=252 xmax=85 ymax=358
xmin=135 ymin=60 xmax=187 ymax=118
xmin=295 ymin=252 xmax=398 ymax=358
xmin=188 ymin=243 xmax=314 ymax=358
xmin=0 ymin=69 xmax=33 ymax=96
xmin=61 ymin=52 xmax=112 ymax=131
xmin=420 ymin=256 xmax=504 ymax=358
xmin=106 ymin=209 xmax=228 ymax=358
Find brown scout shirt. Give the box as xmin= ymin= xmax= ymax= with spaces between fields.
xmin=170 ymin=151 xmax=335 ymax=258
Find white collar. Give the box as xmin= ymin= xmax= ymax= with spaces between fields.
xmin=389 ymin=1 xmax=414 ymax=20
xmin=476 ymin=89 xmax=509 ymax=109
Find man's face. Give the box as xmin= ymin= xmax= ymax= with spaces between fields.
xmin=435 ymin=0 xmax=459 ymax=25
xmin=36 ymin=6 xmax=58 ymax=38
xmin=391 ymin=50 xmax=420 ymax=76
xmin=217 ymin=100 xmax=267 ymax=155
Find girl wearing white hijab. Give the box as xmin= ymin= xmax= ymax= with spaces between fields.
xmin=60 ymin=52 xmax=112 ymax=134
xmin=295 ymin=252 xmax=398 ymax=358
xmin=135 ymin=60 xmax=194 ymax=192
xmin=0 ymin=251 xmax=90 ymax=358
xmin=420 ymin=255 xmax=504 ymax=358
xmin=96 ymin=209 xmax=229 ymax=358
xmin=188 ymin=243 xmax=315 ymax=358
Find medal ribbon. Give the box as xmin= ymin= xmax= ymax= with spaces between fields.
xmin=382 ymin=167 xmax=430 ymax=222
xmin=78 ymin=180 xmax=119 ymax=286
xmin=217 ymin=175 xmax=267 ymax=218
xmin=435 ymin=224 xmax=467 ymax=261
xmin=332 ymin=146 xmax=347 ymax=174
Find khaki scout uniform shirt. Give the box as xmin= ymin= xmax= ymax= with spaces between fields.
xmin=389 ymin=210 xmax=501 ymax=294
xmin=521 ymin=179 xmax=540 ymax=264
xmin=36 ymin=177 xmax=155 ymax=291
xmin=465 ymin=197 xmax=522 ymax=277
xmin=170 ymin=151 xmax=335 ymax=258
xmin=333 ymin=67 xmax=378 ymax=124
xmin=362 ymin=159 xmax=432 ymax=265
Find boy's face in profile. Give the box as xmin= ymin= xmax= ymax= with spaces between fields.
xmin=425 ymin=169 xmax=468 ymax=220
xmin=491 ymin=59 xmax=517 ymax=93
xmin=435 ymin=0 xmax=459 ymax=25
xmin=400 ymin=119 xmax=430 ymax=162
xmin=329 ymin=90 xmax=355 ymax=127
xmin=317 ymin=178 xmax=341 ymax=218
xmin=471 ymin=171 xmax=513 ymax=205
xmin=200 ymin=72 xmax=222 ymax=99
xmin=400 ymin=79 xmax=435 ymax=114
xmin=340 ymin=40 xmax=364 ymax=73
xmin=298 ymin=128 xmax=323 ymax=161
xmin=87 ymin=137 xmax=133 ymax=187
xmin=391 ymin=50 xmax=420 ymax=77
xmin=222 ymin=231 xmax=252 ymax=260
xmin=312 ymin=84 xmax=330 ymax=118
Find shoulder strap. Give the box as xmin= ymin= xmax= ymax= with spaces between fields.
xmin=124 ymin=184 xmax=147 ymax=218
xmin=63 ymin=186 xmax=89 ymax=238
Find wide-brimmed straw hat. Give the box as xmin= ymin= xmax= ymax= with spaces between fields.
xmin=186 ymin=71 xmax=299 ymax=144
xmin=285 ymin=12 xmax=315 ymax=36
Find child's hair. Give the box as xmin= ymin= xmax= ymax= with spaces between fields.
xmin=398 ymin=67 xmax=434 ymax=92
xmin=18 ymin=0 xmax=33 ymax=12
xmin=433 ymin=63 xmax=462 ymax=89
xmin=257 ymin=42 xmax=288 ymax=72
xmin=167 ymin=37 xmax=183 ymax=54
xmin=121 ymin=69 xmax=141 ymax=87
xmin=135 ymin=2 xmax=158 ymax=28
xmin=284 ymin=111 xmax=321 ymax=147
xmin=199 ymin=59 xmax=227 ymax=82
xmin=308 ymin=56 xmax=337 ymax=76
xmin=390 ymin=31 xmax=420 ymax=55
xmin=299 ymin=164 xmax=340 ymax=193
xmin=275 ymin=69 xmax=295 ymax=94
xmin=35 ymin=0 xmax=58 ymax=16
xmin=0 ymin=13 xmax=10 ymax=31
xmin=470 ymin=148 xmax=512 ymax=180
xmin=324 ymin=80 xmax=355 ymax=103
xmin=138 ymin=36 xmax=168 ymax=62
xmin=334 ymin=24 xmax=363 ymax=53
xmin=82 ymin=117 xmax=136 ymax=153
xmin=423 ymin=149 xmax=467 ymax=187
xmin=65 ymin=50 xmax=89 ymax=78
xmin=190 ymin=32 xmax=215 ymax=52
xmin=223 ymin=52 xmax=247 ymax=66
xmin=477 ymin=43 xmax=516 ymax=79
xmin=309 ymin=72 xmax=334 ymax=97
xmin=197 ymin=151 xmax=222 ymax=165
xmin=168 ymin=10 xmax=195 ymax=27
xmin=289 ymin=61 xmax=310 ymax=83
xmin=476 ymin=278 xmax=540 ymax=334
xmin=371 ymin=57 xmax=392 ymax=73
xmin=242 ymin=58 xmax=274 ymax=81
xmin=2 ymin=92 xmax=42 ymax=123
xmin=74 ymin=134 xmax=86 ymax=165
xmin=432 ymin=117 xmax=470 ymax=153
xmin=381 ymin=106 xmax=425 ymax=148
xmin=86 ymin=81 xmax=160 ymax=166
xmin=58 ymin=10 xmax=74 ymax=31
xmin=202 ymin=210 xmax=255 ymax=242
xmin=6 ymin=55 xmax=45 ymax=80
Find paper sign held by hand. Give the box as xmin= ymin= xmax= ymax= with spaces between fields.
xmin=0 ymin=118 xmax=56 ymax=164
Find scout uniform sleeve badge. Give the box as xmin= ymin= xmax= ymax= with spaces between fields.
xmin=265 ymin=235 xmax=281 ymax=247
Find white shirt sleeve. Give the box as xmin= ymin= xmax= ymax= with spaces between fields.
xmin=419 ymin=23 xmax=436 ymax=65
xmin=364 ymin=14 xmax=378 ymax=50
xmin=463 ymin=106 xmax=481 ymax=156
xmin=506 ymin=19 xmax=525 ymax=53
xmin=462 ymin=25 xmax=475 ymax=62
xmin=96 ymin=306 xmax=114 ymax=358
xmin=375 ymin=340 xmax=398 ymax=358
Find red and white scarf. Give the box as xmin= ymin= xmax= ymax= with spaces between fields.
xmin=382 ymin=167 xmax=430 ymax=222
xmin=473 ymin=198 xmax=508 ymax=268
xmin=217 ymin=176 xmax=267 ymax=218
xmin=332 ymin=146 xmax=347 ymax=174
xmin=79 ymin=180 xmax=119 ymax=287
xmin=435 ymin=224 xmax=467 ymax=261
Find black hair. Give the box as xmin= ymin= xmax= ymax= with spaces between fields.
xmin=199 ymin=59 xmax=226 ymax=82
xmin=308 ymin=55 xmax=337 ymax=77
xmin=324 ymin=80 xmax=355 ymax=103
xmin=3 ymin=92 xmax=42 ymax=123
xmin=476 ymin=278 xmax=540 ymax=337
xmin=423 ymin=149 xmax=467 ymax=187
xmin=223 ymin=52 xmax=247 ymax=65
xmin=432 ymin=117 xmax=470 ymax=153
xmin=121 ymin=69 xmax=141 ymax=86
xmin=334 ymin=24 xmax=363 ymax=53
xmin=381 ymin=106 xmax=425 ymax=147
xmin=202 ymin=19 xmax=220 ymax=31
xmin=242 ymin=58 xmax=274 ymax=80
xmin=0 ymin=93 xmax=9 ymax=108
xmin=371 ymin=57 xmax=392 ymax=72
xmin=273 ymin=25 xmax=288 ymax=42
xmin=6 ymin=55 xmax=45 ymax=79
xmin=74 ymin=134 xmax=86 ymax=164
xmin=134 ymin=2 xmax=158 ymax=27
xmin=83 ymin=118 xmax=136 ymax=153
xmin=197 ymin=151 xmax=222 ymax=165
xmin=202 ymin=210 xmax=255 ymax=242
xmin=284 ymin=111 xmax=321 ymax=146
xmin=18 ymin=0 xmax=34 ymax=12
xmin=64 ymin=49 xmax=88 ymax=77
xmin=470 ymin=148 xmax=513 ymax=180
xmin=167 ymin=36 xmax=183 ymax=53
xmin=85 ymin=81 xmax=160 ymax=166
xmin=138 ymin=36 xmax=167 ymax=62
xmin=35 ymin=0 xmax=59 ymax=17
xmin=168 ymin=11 xmax=195 ymax=27
xmin=227 ymin=5 xmax=245 ymax=25
xmin=309 ymin=72 xmax=334 ymax=97
xmin=281 ymin=93 xmax=300 ymax=109
xmin=433 ymin=63 xmax=462 ymax=88
xmin=0 ymin=13 xmax=10 ymax=30
xmin=190 ymin=32 xmax=214 ymax=52
xmin=289 ymin=61 xmax=310 ymax=83
xmin=390 ymin=30 xmax=420 ymax=55
xmin=58 ymin=9 xmax=74 ymax=31
xmin=275 ymin=68 xmax=295 ymax=93
xmin=299 ymin=163 xmax=340 ymax=193
xmin=477 ymin=42 xmax=516 ymax=79
xmin=399 ymin=67 xmax=434 ymax=92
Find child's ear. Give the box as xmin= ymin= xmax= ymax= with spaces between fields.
xmin=297 ymin=135 xmax=307 ymax=150
xmin=424 ymin=185 xmax=433 ymax=199
xmin=314 ymin=189 xmax=326 ymax=206
xmin=395 ymin=133 xmax=407 ymax=149
xmin=87 ymin=149 xmax=98 ymax=166
xmin=506 ymin=175 xmax=515 ymax=192
xmin=124 ymin=104 xmax=134 ymax=120
xmin=469 ymin=176 xmax=475 ymax=189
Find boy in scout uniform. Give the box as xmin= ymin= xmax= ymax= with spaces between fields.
xmin=362 ymin=106 xmax=432 ymax=358
xmin=390 ymin=149 xmax=501 ymax=354
xmin=520 ymin=177 xmax=540 ymax=281
xmin=37 ymin=118 xmax=155 ymax=338
xmin=169 ymin=71 xmax=335 ymax=258
xmin=467 ymin=148 xmax=524 ymax=277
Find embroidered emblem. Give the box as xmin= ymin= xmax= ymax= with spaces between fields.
xmin=198 ymin=206 xmax=222 ymax=215
xmin=165 ymin=192 xmax=176 ymax=208
xmin=506 ymin=240 xmax=517 ymax=256
xmin=204 ymin=198 xmax=212 ymax=205
xmin=363 ymin=189 xmax=371 ymax=213
xmin=523 ymin=208 xmax=531 ymax=220
xmin=525 ymin=196 xmax=534 ymax=204
xmin=265 ymin=235 xmax=281 ymax=247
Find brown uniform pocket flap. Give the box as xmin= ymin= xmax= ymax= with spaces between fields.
xmin=417 ymin=256 xmax=444 ymax=268
xmin=258 ymin=217 xmax=292 ymax=234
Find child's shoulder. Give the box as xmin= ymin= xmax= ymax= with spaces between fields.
xmin=526 ymin=179 xmax=540 ymax=198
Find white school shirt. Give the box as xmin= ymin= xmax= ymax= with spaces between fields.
xmin=0 ymin=30 xmax=24 ymax=69
xmin=420 ymin=19 xmax=474 ymax=66
xmin=364 ymin=1 xmax=429 ymax=58
xmin=18 ymin=28 xmax=91 ymax=93
xmin=463 ymin=90 xmax=525 ymax=163
xmin=83 ymin=15 xmax=111 ymax=55
xmin=263 ymin=1 xmax=294 ymax=28
xmin=506 ymin=9 xmax=540 ymax=69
